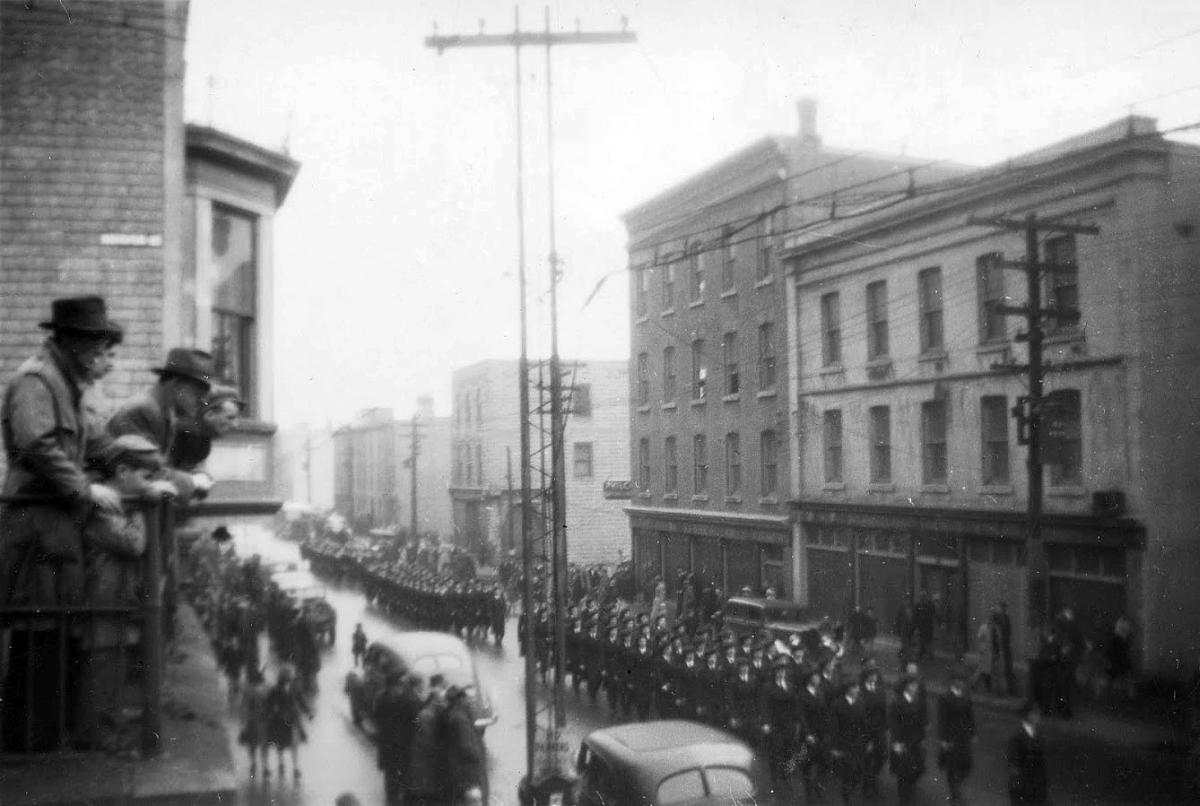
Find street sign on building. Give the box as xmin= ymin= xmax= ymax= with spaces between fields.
xmin=602 ymin=480 xmax=634 ymax=500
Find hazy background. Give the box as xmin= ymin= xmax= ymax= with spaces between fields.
xmin=182 ymin=0 xmax=1200 ymax=426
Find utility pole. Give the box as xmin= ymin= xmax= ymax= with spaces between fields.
xmin=409 ymin=415 xmax=421 ymax=540
xmin=426 ymin=8 xmax=635 ymax=798
xmin=506 ymin=446 xmax=515 ymax=554
xmin=967 ymin=213 xmax=1098 ymax=656
xmin=303 ymin=432 xmax=313 ymax=505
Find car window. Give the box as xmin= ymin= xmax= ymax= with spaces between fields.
xmin=411 ymin=653 xmax=473 ymax=688
xmin=704 ymin=767 xmax=755 ymax=800
xmin=657 ymin=769 xmax=705 ymax=805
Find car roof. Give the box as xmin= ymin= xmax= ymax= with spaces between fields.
xmin=584 ymin=721 xmax=756 ymax=789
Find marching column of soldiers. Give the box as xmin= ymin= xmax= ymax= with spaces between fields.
xmin=528 ymin=593 xmax=977 ymax=805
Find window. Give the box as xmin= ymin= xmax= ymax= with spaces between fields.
xmin=662 ymin=262 xmax=676 ymax=310
xmin=757 ymin=322 xmax=776 ymax=389
xmin=465 ymin=443 xmax=475 ymax=485
xmin=663 ymin=347 xmax=677 ymax=401
xmin=637 ymin=352 xmax=649 ymax=405
xmin=981 ymin=395 xmax=1010 ymax=485
xmin=921 ymin=400 xmax=948 ymax=484
xmin=704 ymin=767 xmax=755 ymax=801
xmin=866 ymin=280 xmax=889 ymax=359
xmin=1045 ymin=388 xmax=1082 ymax=485
xmin=755 ymin=213 xmax=774 ymax=282
xmin=760 ymin=429 xmax=779 ymax=496
xmin=725 ymin=432 xmax=741 ymax=496
xmin=664 ymin=436 xmax=678 ymax=493
xmin=572 ymin=384 xmax=592 ymax=417
xmin=210 ymin=205 xmax=257 ymax=412
xmin=475 ymin=390 xmax=482 ymax=426
xmin=977 ymin=252 xmax=1006 ymax=343
xmin=573 ymin=442 xmax=594 ymax=478
xmin=721 ymin=226 xmax=736 ymax=291
xmin=693 ymin=434 xmax=708 ymax=493
xmin=638 ymin=437 xmax=650 ymax=491
xmin=475 ymin=444 xmax=483 ymax=484
xmin=869 ymin=405 xmax=891 ymax=483
xmin=657 ymin=769 xmax=706 ymax=806
xmin=691 ymin=339 xmax=707 ymax=399
xmin=688 ymin=243 xmax=705 ymax=302
xmin=821 ymin=291 xmax=841 ymax=366
xmin=918 ymin=267 xmax=944 ymax=352
xmin=722 ymin=332 xmax=739 ymax=395
xmin=1044 ymin=235 xmax=1079 ymax=335
xmin=823 ymin=409 xmax=843 ymax=483
xmin=635 ymin=266 xmax=648 ymax=318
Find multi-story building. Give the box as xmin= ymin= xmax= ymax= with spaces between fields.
xmin=275 ymin=422 xmax=335 ymax=509
xmin=623 ymin=100 xmax=969 ymax=600
xmin=782 ymin=116 xmax=1200 ymax=679
xmin=451 ymin=359 xmax=630 ymax=566
xmin=331 ymin=399 xmax=453 ymax=538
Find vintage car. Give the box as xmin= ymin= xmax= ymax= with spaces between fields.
xmin=344 ymin=632 xmax=497 ymax=735
xmin=271 ymin=569 xmax=337 ymax=644
xmin=576 ymin=720 xmax=771 ymax=806
xmin=720 ymin=596 xmax=822 ymax=646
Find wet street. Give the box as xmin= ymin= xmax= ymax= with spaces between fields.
xmin=217 ymin=525 xmax=1182 ymax=806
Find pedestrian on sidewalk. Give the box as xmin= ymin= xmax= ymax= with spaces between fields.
xmin=445 ymin=684 xmax=488 ymax=806
xmin=264 ymin=664 xmax=312 ymax=779
xmin=373 ymin=670 xmax=421 ymax=806
xmin=889 ymin=676 xmax=927 ymax=806
xmin=1105 ymin=615 xmax=1135 ymax=700
xmin=937 ymin=670 xmax=976 ymax=806
xmin=650 ymin=575 xmax=667 ymax=620
xmin=351 ymin=623 xmax=368 ymax=667
xmin=1007 ymin=704 xmax=1048 ymax=805
xmin=407 ymin=673 xmax=450 ymax=806
xmin=238 ymin=666 xmax=269 ymax=777
xmin=972 ymin=616 xmax=997 ymax=694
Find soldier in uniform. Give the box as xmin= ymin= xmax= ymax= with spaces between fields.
xmin=861 ymin=664 xmax=889 ymax=799
xmin=890 ymin=676 xmax=928 ymax=806
xmin=829 ymin=678 xmax=868 ymax=806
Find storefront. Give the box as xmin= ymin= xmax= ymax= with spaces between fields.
xmin=626 ymin=507 xmax=793 ymax=600
xmin=793 ymin=500 xmax=1143 ymax=658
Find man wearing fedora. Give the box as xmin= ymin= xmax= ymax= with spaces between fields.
xmin=108 ymin=347 xmax=216 ymax=502
xmin=0 ymin=295 xmax=125 ymax=751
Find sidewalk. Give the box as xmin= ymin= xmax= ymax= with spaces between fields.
xmin=0 ymin=604 xmax=238 ymax=806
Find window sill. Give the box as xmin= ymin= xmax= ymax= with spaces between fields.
xmin=758 ymin=496 xmax=779 ymax=506
xmin=920 ymin=484 xmax=950 ymax=494
xmin=722 ymin=393 xmax=741 ymax=403
xmin=1044 ymin=329 xmax=1084 ymax=346
xmin=756 ymin=389 xmax=777 ymax=400
xmin=1047 ymin=484 xmax=1087 ymax=498
xmin=720 ymin=289 xmax=738 ymax=300
xmin=637 ymin=491 xmax=652 ymax=500
xmin=754 ymin=276 xmax=775 ymax=289
xmin=688 ymin=300 xmax=704 ymax=309
xmin=820 ymin=364 xmax=845 ymax=377
xmin=865 ymin=358 xmax=893 ymax=380
xmin=637 ymin=404 xmax=651 ymax=414
xmin=868 ymin=482 xmax=895 ymax=493
xmin=690 ymin=398 xmax=707 ymax=408
xmin=979 ymin=484 xmax=1014 ymax=496
xmin=823 ymin=481 xmax=845 ymax=491
xmin=724 ymin=495 xmax=742 ymax=505
xmin=662 ymin=493 xmax=679 ymax=502
xmin=918 ymin=349 xmax=948 ymax=364
xmin=691 ymin=494 xmax=709 ymax=504
xmin=661 ymin=402 xmax=677 ymax=411
xmin=660 ymin=309 xmax=676 ymax=318
xmin=976 ymin=340 xmax=1011 ymax=355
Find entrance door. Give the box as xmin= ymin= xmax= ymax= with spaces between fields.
xmin=918 ymin=561 xmax=964 ymax=650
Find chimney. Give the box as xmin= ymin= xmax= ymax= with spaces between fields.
xmin=797 ymin=96 xmax=820 ymax=147
xmin=416 ymin=396 xmax=434 ymax=419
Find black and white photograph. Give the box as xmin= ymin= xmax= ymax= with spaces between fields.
xmin=1 ymin=1 xmax=1198 ymax=804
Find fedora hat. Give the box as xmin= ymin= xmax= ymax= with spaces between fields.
xmin=152 ymin=348 xmax=213 ymax=389
xmin=39 ymin=295 xmax=121 ymax=339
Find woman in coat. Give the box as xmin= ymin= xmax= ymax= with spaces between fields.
xmin=238 ymin=667 xmax=269 ymax=777
xmin=264 ymin=665 xmax=312 ymax=779
xmin=445 ymin=685 xmax=488 ymax=805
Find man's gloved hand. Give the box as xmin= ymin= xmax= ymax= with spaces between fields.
xmin=88 ymin=483 xmax=121 ymax=510
xmin=192 ymin=472 xmax=215 ymax=494
xmin=147 ymin=479 xmax=179 ymax=499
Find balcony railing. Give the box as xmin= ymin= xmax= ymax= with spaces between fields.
xmin=0 ymin=495 xmax=174 ymax=758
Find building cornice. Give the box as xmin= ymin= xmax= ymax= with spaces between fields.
xmin=186 ymin=124 xmax=301 ymax=206
xmin=624 ymin=504 xmax=791 ymax=529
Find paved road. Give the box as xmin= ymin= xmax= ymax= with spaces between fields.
xmin=216 ymin=525 xmax=1186 ymax=805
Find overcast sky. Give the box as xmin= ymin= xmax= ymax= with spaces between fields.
xmin=183 ymin=0 xmax=1200 ymax=427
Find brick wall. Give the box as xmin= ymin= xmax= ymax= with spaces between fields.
xmin=0 ymin=0 xmax=186 ymax=437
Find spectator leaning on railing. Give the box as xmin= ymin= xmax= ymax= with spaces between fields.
xmin=0 ymin=296 xmax=125 ymax=751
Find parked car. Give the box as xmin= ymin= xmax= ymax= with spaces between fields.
xmin=344 ymin=632 xmax=497 ymax=735
xmin=721 ymin=596 xmax=822 ymax=646
xmin=576 ymin=720 xmax=771 ymax=806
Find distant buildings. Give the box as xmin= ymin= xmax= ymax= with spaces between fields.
xmin=782 ymin=116 xmax=1200 ymax=678
xmin=622 ymin=99 xmax=968 ymax=602
xmin=331 ymin=398 xmax=453 ymax=538
xmin=275 ymin=423 xmax=335 ymax=509
xmin=451 ymin=359 xmax=630 ymax=566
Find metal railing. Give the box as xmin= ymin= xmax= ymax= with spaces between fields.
xmin=0 ymin=494 xmax=173 ymax=757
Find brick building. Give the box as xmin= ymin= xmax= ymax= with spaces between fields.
xmin=0 ymin=1 xmax=298 ymax=513
xmin=451 ymin=359 xmax=630 ymax=566
xmin=331 ymin=399 xmax=453 ymax=538
xmin=623 ymin=100 xmax=969 ymax=601
xmin=782 ymin=116 xmax=1200 ymax=679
